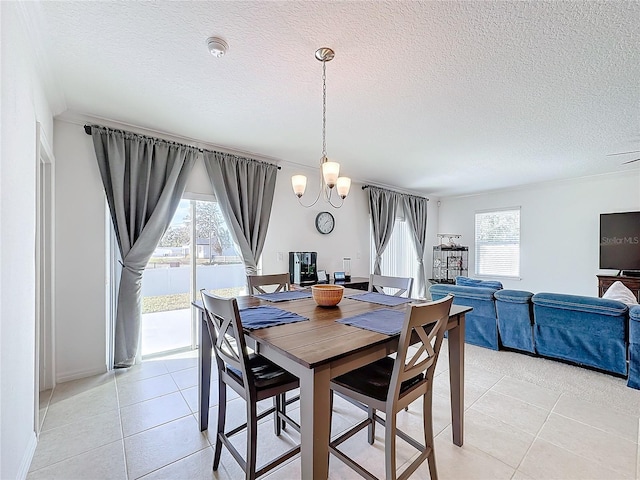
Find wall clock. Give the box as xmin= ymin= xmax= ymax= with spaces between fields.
xmin=315 ymin=211 xmax=335 ymax=234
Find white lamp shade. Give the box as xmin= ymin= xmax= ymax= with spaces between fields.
xmin=336 ymin=177 xmax=351 ymax=198
xmin=322 ymin=161 xmax=340 ymax=188
xmin=291 ymin=175 xmax=307 ymax=197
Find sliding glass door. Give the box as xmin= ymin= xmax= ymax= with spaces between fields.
xmin=141 ymin=198 xmax=245 ymax=357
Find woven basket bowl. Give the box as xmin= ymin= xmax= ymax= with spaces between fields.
xmin=311 ymin=284 xmax=344 ymax=307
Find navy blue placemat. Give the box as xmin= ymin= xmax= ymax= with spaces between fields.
xmin=347 ymin=292 xmax=413 ymax=307
xmin=239 ymin=305 xmax=308 ymax=330
xmin=255 ymin=290 xmax=313 ymax=302
xmin=337 ymin=308 xmax=406 ymax=335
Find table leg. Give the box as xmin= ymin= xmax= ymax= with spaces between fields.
xmin=299 ymin=364 xmax=331 ymax=479
xmin=198 ymin=309 xmax=212 ymax=431
xmin=447 ymin=313 xmax=465 ymax=446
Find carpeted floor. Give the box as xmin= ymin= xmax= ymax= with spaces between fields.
xmin=460 ymin=342 xmax=640 ymax=417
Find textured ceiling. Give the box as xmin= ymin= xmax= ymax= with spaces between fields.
xmin=28 ymin=0 xmax=640 ymax=196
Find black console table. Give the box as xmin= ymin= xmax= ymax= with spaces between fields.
xmin=332 ymin=276 xmax=369 ymax=291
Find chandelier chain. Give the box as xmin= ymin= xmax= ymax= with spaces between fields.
xmin=322 ymin=59 xmax=327 ymax=160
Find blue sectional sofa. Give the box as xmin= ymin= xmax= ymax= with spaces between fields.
xmin=428 ymin=278 xmax=638 ymax=388
xmin=495 ymin=289 xmax=535 ymax=353
xmin=531 ymin=293 xmax=628 ymax=376
xmin=430 ymin=282 xmax=501 ymax=350
xmin=628 ymin=305 xmax=640 ymax=389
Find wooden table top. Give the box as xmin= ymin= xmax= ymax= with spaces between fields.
xmin=231 ymin=289 xmax=471 ymax=369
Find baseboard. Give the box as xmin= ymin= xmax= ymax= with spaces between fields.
xmin=56 ymin=364 xmax=107 ymax=384
xmin=17 ymin=432 xmax=37 ymax=480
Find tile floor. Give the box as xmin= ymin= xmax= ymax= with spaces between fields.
xmin=29 ymin=342 xmax=640 ymax=479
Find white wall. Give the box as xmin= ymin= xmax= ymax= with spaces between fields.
xmin=262 ymin=164 xmax=371 ymax=278
xmin=53 ymin=121 xmax=108 ymax=381
xmin=437 ymin=171 xmax=640 ymax=295
xmin=1 ymin=2 xmax=54 ymax=478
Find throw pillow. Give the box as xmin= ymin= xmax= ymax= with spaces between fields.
xmin=603 ymin=281 xmax=639 ymax=306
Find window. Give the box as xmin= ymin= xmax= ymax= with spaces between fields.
xmin=474 ymin=208 xmax=520 ymax=278
xmin=370 ymin=219 xmax=419 ymax=293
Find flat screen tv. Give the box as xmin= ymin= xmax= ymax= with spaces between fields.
xmin=599 ymin=211 xmax=640 ymax=272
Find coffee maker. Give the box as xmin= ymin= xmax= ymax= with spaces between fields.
xmin=289 ymin=252 xmax=318 ymax=286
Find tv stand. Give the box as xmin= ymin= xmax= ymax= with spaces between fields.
xmin=597 ymin=275 xmax=640 ymax=302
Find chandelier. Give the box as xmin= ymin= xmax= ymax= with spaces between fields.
xmin=292 ymin=47 xmax=351 ymax=208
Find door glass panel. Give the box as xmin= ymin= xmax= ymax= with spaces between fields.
xmin=141 ymin=199 xmax=192 ymax=357
xmin=140 ymin=199 xmax=245 ymax=358
xmin=194 ymin=200 xmax=246 ymax=298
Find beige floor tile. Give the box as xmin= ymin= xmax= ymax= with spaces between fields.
xmin=117 ymin=373 xmax=178 ymax=407
xmin=137 ymin=447 xmax=216 ymax=479
xmin=114 ymin=360 xmax=169 ymax=384
xmin=27 ymin=440 xmax=126 ymax=480
xmin=120 ymin=391 xmax=192 ymax=437
xmin=29 ymin=409 xmax=122 ymax=472
xmin=180 ymin=378 xmax=240 ymax=413
xmin=537 ymin=412 xmax=637 ymax=478
xmin=464 ymin=359 xmax=505 ymax=389
xmin=440 ymin=409 xmax=535 ymax=468
xmin=552 ymin=393 xmax=639 ymax=443
xmin=491 ymin=376 xmax=561 ymax=410
xmin=510 ymin=470 xmax=535 ymax=480
xmin=263 ymin=456 xmax=301 ymax=479
xmin=49 ymin=373 xmax=115 ymax=400
xmin=170 ymin=365 xmax=198 ymax=390
xmin=519 ymin=438 xmax=630 ymax=480
xmin=42 ymin=380 xmax=118 ymax=431
xmin=433 ymin=371 xmax=492 ymax=408
xmin=163 ymin=355 xmax=198 ymax=373
xmin=412 ymin=433 xmax=515 ymax=480
xmin=123 ymin=415 xmax=210 ymax=479
xmin=471 ymin=390 xmax=549 ymax=435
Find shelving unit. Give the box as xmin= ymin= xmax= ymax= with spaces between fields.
xmin=430 ymin=234 xmax=468 ymax=284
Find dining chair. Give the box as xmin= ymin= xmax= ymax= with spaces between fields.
xmin=247 ymin=273 xmax=291 ymax=294
xmin=369 ymin=273 xmax=414 ymax=298
xmin=329 ymin=295 xmax=454 ymax=480
xmin=200 ymin=290 xmax=301 ymax=479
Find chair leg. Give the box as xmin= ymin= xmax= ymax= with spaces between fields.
xmin=367 ymin=406 xmax=376 ymax=445
xmin=273 ymin=395 xmax=282 ymax=436
xmin=280 ymin=393 xmax=287 ymax=431
xmin=246 ymin=400 xmax=258 ymax=480
xmin=213 ymin=378 xmax=227 ymax=471
xmin=384 ymin=409 xmax=397 ymax=480
xmin=423 ymin=391 xmax=438 ymax=480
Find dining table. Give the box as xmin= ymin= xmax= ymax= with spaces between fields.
xmin=193 ymin=288 xmax=472 ymax=480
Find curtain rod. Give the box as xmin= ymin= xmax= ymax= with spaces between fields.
xmin=83 ymin=125 xmax=281 ymax=170
xmin=362 ymin=184 xmax=428 ymax=201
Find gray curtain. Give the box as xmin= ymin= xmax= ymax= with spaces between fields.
xmin=368 ymin=186 xmax=401 ymax=275
xmin=403 ymin=195 xmax=429 ymax=298
xmin=202 ymin=151 xmax=278 ymax=275
xmin=92 ymin=126 xmax=197 ymax=368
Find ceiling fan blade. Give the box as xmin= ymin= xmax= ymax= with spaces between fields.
xmin=607 ymin=150 xmax=640 ymax=157
xmin=622 ymin=158 xmax=640 ymax=165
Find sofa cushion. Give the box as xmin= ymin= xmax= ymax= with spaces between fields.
xmin=455 ymin=276 xmax=503 ymax=290
xmin=602 ymin=281 xmax=639 ymax=306
xmin=631 ymin=305 xmax=640 ymax=323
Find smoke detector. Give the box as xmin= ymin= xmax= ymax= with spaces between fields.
xmin=206 ymin=37 xmax=229 ymax=57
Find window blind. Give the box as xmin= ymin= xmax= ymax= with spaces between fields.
xmin=474 ymin=208 xmax=520 ymax=277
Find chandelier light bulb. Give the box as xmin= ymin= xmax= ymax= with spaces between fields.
xmin=291 ymin=175 xmax=307 ymax=197
xmin=336 ymin=177 xmax=351 ymax=198
xmin=322 ymin=161 xmax=340 ymax=188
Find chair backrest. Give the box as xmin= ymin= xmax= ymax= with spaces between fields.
xmin=247 ymin=273 xmax=290 ymax=294
xmin=368 ymin=274 xmax=413 ymax=297
xmin=200 ymin=290 xmax=252 ymax=391
xmin=388 ymin=295 xmax=453 ymax=407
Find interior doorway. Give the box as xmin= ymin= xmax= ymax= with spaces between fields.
xmin=35 ymin=123 xmax=55 ymax=434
